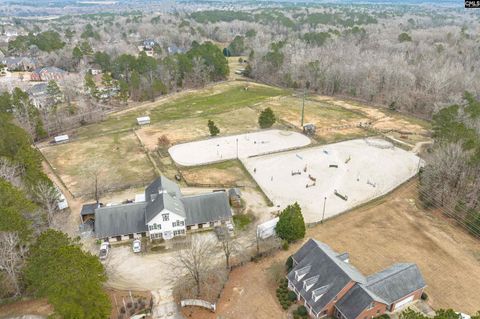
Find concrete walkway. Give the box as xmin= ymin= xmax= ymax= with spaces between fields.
xmin=151 ymin=290 xmax=184 ymax=319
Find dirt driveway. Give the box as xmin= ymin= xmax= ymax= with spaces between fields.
xmin=185 ymin=179 xmax=480 ymax=318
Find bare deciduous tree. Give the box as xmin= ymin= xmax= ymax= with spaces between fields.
xmin=0 ymin=232 xmax=25 ymax=297
xmin=32 ymin=181 xmax=60 ymax=227
xmin=0 ymin=157 xmax=22 ymax=187
xmin=218 ymin=230 xmax=239 ymax=270
xmin=172 ymin=237 xmax=214 ymax=297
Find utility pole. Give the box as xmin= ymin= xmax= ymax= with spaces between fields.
xmin=301 ymin=88 xmax=305 ymax=128
xmin=321 ymin=196 xmax=327 ymax=224
xmin=236 ymin=138 xmax=239 ymax=159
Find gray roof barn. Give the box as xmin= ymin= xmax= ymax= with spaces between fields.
xmin=182 ymin=192 xmax=232 ymax=226
xmin=95 ymin=202 xmax=148 ymax=238
xmin=94 ymin=176 xmax=232 ymax=239
xmin=288 ymin=240 xmax=426 ymax=319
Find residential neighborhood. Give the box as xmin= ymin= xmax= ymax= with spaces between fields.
xmin=0 ymin=1 xmax=479 ymax=319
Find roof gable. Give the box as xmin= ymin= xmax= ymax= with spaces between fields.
xmin=364 ymin=263 xmax=426 ymax=305
xmin=182 ymin=191 xmax=232 ymax=225
xmin=336 ymin=284 xmax=375 ymax=319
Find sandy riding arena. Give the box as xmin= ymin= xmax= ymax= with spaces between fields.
xmin=242 ymin=138 xmax=422 ymax=223
xmin=168 ymin=130 xmax=311 ymax=166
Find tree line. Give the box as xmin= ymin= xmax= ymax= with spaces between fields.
xmin=0 ymin=102 xmax=111 ymax=317
xmin=420 ymin=92 xmax=480 ymax=237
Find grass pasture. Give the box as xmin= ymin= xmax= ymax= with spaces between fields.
xmin=180 ymin=160 xmax=257 ymax=188
xmin=257 ymin=95 xmax=372 ymax=143
xmin=74 ymin=82 xmax=288 ymax=139
xmin=41 ymin=131 xmax=155 ymax=197
xmin=136 ymin=107 xmax=269 ymax=151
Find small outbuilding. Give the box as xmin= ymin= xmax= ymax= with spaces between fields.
xmin=303 ymin=123 xmax=316 ymax=136
xmin=80 ymin=202 xmax=100 ymax=223
xmin=228 ymin=188 xmax=242 ymax=207
xmin=256 ymin=217 xmax=279 ymax=239
xmin=54 ymin=134 xmax=69 ymax=143
xmin=137 ymin=116 xmax=151 ymax=125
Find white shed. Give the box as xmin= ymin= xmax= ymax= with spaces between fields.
xmin=256 ymin=217 xmax=279 ymax=239
xmin=54 ymin=135 xmax=69 ymax=143
xmin=57 ymin=192 xmax=69 ymax=210
xmin=137 ymin=116 xmax=150 ymax=125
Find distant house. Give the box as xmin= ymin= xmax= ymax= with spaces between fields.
xmin=93 ymin=176 xmax=233 ymax=241
xmin=143 ymin=39 xmax=157 ymax=49
xmin=30 ymin=66 xmax=67 ymax=81
xmin=27 ymin=82 xmax=48 ymax=108
xmin=167 ymin=45 xmax=185 ymax=55
xmin=1 ymin=56 xmax=36 ymax=71
xmin=288 ymin=239 xmax=426 ymax=319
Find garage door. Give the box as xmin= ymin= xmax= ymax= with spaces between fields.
xmin=394 ymin=295 xmax=414 ymax=310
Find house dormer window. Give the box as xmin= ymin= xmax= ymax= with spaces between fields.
xmin=312 ymin=285 xmax=329 ymax=302
xmin=162 ymin=213 xmax=169 ymax=221
xmin=303 ymin=275 xmax=319 ymax=292
xmin=294 ymin=265 xmax=311 ymax=281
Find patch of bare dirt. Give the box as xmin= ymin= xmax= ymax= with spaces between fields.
xmin=186 ymin=180 xmax=480 ymax=318
xmin=0 ymin=299 xmax=53 ymax=318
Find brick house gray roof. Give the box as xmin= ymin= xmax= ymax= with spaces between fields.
xmin=288 ymin=240 xmax=426 ymax=319
xmin=95 ymin=202 xmax=148 ymax=238
xmin=336 ymin=285 xmax=374 ymax=319
xmin=364 ymin=263 xmax=426 ymax=304
xmin=182 ymin=192 xmax=232 ymax=226
xmin=288 ymin=239 xmax=366 ymax=316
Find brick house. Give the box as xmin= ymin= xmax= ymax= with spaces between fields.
xmin=288 ymin=239 xmax=426 ymax=319
xmin=30 ymin=66 xmax=67 ymax=81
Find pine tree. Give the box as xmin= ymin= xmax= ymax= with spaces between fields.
xmin=46 ymin=80 xmax=62 ymax=107
xmin=258 ymin=107 xmax=276 ymax=128
xmin=275 ymin=203 xmax=306 ymax=243
xmin=208 ymin=119 xmax=220 ymax=136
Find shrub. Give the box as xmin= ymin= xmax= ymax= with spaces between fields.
xmin=295 ymin=305 xmax=308 ymax=316
xmin=258 ymin=107 xmax=276 ymax=128
xmin=286 ymin=256 xmax=293 ymax=271
xmin=421 ymin=292 xmax=428 ymax=301
xmin=282 ymin=240 xmax=290 ymax=250
xmin=288 ymin=291 xmax=297 ymax=302
xmin=208 ymin=119 xmax=220 ymax=136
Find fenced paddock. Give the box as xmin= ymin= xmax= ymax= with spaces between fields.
xmin=242 ymin=138 xmax=422 ymax=223
xmin=168 ymin=130 xmax=311 ymax=166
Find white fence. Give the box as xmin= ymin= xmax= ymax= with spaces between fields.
xmin=180 ymin=299 xmax=216 ymax=312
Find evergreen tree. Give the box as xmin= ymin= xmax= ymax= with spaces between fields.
xmin=208 ymin=119 xmax=220 ymax=136
xmin=258 ymin=107 xmax=276 ymax=128
xmin=46 ymin=80 xmax=62 ymax=108
xmin=275 ymin=203 xmax=306 ymax=243
xmin=25 ymin=230 xmax=111 ymax=318
xmin=84 ymin=73 xmax=97 ymax=97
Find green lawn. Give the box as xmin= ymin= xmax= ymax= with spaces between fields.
xmin=75 ymin=83 xmax=289 ymax=138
